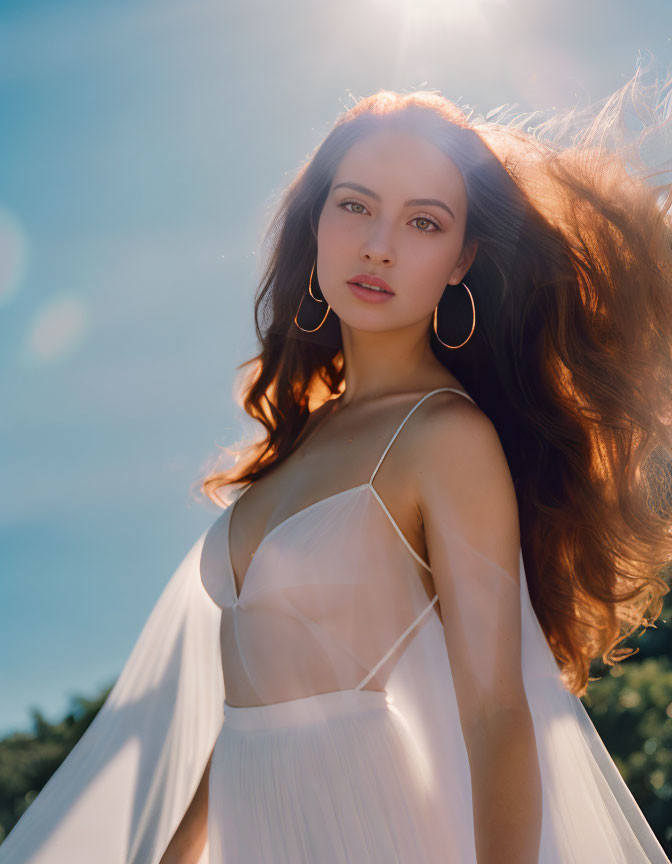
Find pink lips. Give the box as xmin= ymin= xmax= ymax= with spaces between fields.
xmin=347 ymin=274 xmax=395 ymax=304
xmin=347 ymin=273 xmax=394 ymax=294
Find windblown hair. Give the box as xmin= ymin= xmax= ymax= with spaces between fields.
xmin=201 ymin=58 xmax=672 ymax=697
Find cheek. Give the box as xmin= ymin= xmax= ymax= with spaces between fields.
xmin=398 ymin=280 xmax=444 ymax=319
xmin=317 ymin=207 xmax=347 ymax=246
xmin=395 ymin=245 xmax=455 ymax=314
xmin=408 ymin=242 xmax=453 ymax=288
xmin=316 ymin=213 xmax=357 ymax=287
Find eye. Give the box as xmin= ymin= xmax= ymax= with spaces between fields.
xmin=339 ymin=200 xmax=441 ymax=234
xmin=410 ymin=215 xmax=440 ymax=233
xmin=339 ymin=200 xmax=368 ymax=216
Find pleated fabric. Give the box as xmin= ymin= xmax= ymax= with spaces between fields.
xmin=208 ymin=688 xmax=450 ymax=864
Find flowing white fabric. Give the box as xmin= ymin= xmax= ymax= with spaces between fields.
xmin=0 ymin=535 xmax=224 ymax=864
xmin=1 ymin=387 xmax=669 ymax=863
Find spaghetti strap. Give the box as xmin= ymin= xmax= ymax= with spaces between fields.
xmin=354 ymin=390 xmax=472 ymax=693
xmin=365 ymin=387 xmax=476 ymax=575
xmin=368 ymin=387 xmax=475 ymax=487
xmin=354 ymin=594 xmax=440 ymax=690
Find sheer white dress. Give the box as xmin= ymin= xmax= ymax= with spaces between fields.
xmin=0 ymin=388 xmax=669 ymax=863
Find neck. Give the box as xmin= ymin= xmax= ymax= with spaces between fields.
xmin=337 ymin=317 xmax=456 ymax=406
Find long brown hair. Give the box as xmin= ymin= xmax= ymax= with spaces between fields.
xmin=201 ymin=59 xmax=672 ymax=697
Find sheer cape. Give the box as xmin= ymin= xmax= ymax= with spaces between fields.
xmin=1 ymin=388 xmax=669 ymax=864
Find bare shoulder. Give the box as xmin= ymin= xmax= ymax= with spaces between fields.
xmin=407 ymin=389 xmax=503 ymax=467
xmin=410 ymin=391 xmax=521 ymax=575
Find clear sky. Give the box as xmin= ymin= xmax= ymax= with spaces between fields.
xmin=1 ymin=0 xmax=671 ymax=735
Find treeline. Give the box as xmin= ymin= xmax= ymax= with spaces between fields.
xmin=0 ymin=686 xmax=113 ymax=845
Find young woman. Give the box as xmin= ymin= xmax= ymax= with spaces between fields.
xmin=2 ymin=64 xmax=671 ymax=864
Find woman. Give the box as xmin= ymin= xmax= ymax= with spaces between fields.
xmin=1 ymin=64 xmax=671 ymax=864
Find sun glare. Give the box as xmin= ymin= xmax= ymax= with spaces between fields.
xmin=372 ymin=0 xmax=508 ymax=29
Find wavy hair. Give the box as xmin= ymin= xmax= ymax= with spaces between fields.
xmin=201 ymin=58 xmax=672 ymax=696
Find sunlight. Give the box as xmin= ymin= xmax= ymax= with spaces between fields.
xmin=371 ymin=0 xmax=508 ymax=29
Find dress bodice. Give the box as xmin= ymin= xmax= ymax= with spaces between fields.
xmin=200 ymin=387 xmax=475 ymax=706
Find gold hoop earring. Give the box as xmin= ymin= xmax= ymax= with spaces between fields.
xmin=307 ymin=261 xmax=322 ymax=301
xmin=433 ymin=282 xmax=475 ymax=349
xmin=294 ymin=262 xmax=331 ymax=332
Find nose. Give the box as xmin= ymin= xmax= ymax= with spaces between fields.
xmin=360 ymin=220 xmax=395 ymax=266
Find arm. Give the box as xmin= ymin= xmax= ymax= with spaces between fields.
xmin=416 ymin=397 xmax=542 ymax=864
xmin=159 ymin=750 xmax=213 ymax=864
xmin=462 ymin=706 xmax=541 ymax=864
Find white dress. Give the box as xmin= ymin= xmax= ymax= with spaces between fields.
xmin=0 ymin=387 xmax=669 ymax=863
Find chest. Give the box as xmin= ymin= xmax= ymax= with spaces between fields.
xmin=228 ymin=430 xmax=426 ymax=600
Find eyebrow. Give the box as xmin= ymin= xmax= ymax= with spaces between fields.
xmin=331 ymin=181 xmax=456 ymax=220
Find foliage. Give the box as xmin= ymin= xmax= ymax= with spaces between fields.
xmin=581 ymin=597 xmax=672 ymax=855
xmin=0 ymin=685 xmax=112 ymax=845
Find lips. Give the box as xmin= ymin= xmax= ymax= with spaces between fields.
xmin=347 ymin=273 xmax=394 ymax=294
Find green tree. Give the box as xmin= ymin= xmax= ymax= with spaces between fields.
xmin=581 ymin=596 xmax=672 ymax=855
xmin=0 ymin=684 xmax=112 ymax=845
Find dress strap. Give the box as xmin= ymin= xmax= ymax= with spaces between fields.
xmin=354 ymin=595 xmax=440 ymax=691
xmin=368 ymin=387 xmax=475 ymax=486
xmin=365 ymin=387 xmax=476 ymax=574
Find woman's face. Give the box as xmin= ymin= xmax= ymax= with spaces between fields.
xmin=316 ymin=128 xmax=477 ymax=333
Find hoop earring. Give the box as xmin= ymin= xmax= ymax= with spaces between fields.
xmin=294 ymin=261 xmax=331 ymax=332
xmin=307 ymin=261 xmax=322 ymax=301
xmin=433 ymin=282 xmax=475 ymax=349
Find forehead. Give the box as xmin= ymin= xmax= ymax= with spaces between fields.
xmin=332 ymin=129 xmax=466 ymax=201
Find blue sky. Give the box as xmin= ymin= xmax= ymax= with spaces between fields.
xmin=1 ymin=0 xmax=671 ymax=735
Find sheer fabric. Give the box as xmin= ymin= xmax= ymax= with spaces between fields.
xmin=1 ymin=387 xmax=669 ymax=863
